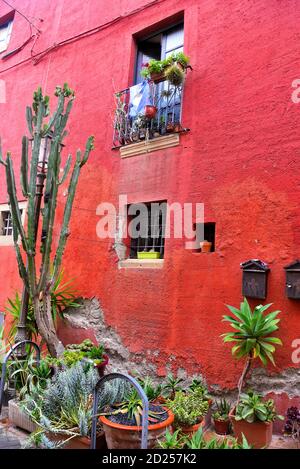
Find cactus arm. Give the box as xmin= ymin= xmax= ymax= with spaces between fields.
xmin=26 ymin=106 xmax=33 ymax=136
xmin=42 ymin=93 xmax=65 ymax=136
xmin=51 ymin=142 xmax=93 ymax=286
xmin=58 ymin=154 xmax=71 ymax=185
xmin=27 ymin=100 xmax=45 ymax=252
xmin=38 ymin=139 xmax=61 ymax=291
xmin=0 ymin=138 xmax=7 ymax=166
xmin=14 ymin=242 xmax=30 ymax=293
xmin=20 ymin=136 xmax=29 ymax=198
xmin=59 ymin=98 xmax=74 ymax=134
xmin=5 ymin=154 xmax=28 ymax=252
xmin=80 ymin=136 xmax=94 ymax=167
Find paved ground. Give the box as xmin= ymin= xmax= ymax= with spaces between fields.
xmin=0 ymin=409 xmax=298 ymax=449
xmin=0 ymin=408 xmax=29 ymax=449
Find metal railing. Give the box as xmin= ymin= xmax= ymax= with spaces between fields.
xmin=113 ymin=79 xmax=184 ymax=147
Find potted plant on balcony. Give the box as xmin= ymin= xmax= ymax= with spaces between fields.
xmin=229 ymin=391 xmax=283 ymax=448
xmin=140 ymin=52 xmax=190 ymax=84
xmin=221 ymin=298 xmax=283 ymax=447
xmin=212 ymin=399 xmax=231 ymax=435
xmin=99 ymin=388 xmax=174 ymax=449
xmin=166 ymin=389 xmax=209 ymax=436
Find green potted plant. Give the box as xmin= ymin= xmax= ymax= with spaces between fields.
xmin=229 ymin=391 xmax=283 ymax=448
xmin=166 ymin=389 xmax=209 ymax=436
xmin=221 ymin=298 xmax=283 ymax=447
xmin=212 ymin=399 xmax=231 ymax=435
xmin=99 ymin=387 xmax=174 ymax=449
xmin=22 ymin=362 xmax=109 ymax=449
xmin=140 ymin=52 xmax=190 ymax=84
xmin=162 ymin=373 xmax=184 ymax=400
xmin=62 ymin=339 xmax=108 ymax=376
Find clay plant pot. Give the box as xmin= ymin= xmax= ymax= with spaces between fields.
xmin=144 ymin=105 xmax=157 ymax=119
xmin=100 ymin=408 xmax=174 ymax=449
xmin=176 ymin=418 xmax=205 ymax=437
xmin=166 ymin=122 xmax=175 ymax=133
xmin=150 ymin=71 xmax=166 ymax=83
xmin=200 ymin=241 xmax=212 ymax=253
xmin=229 ymin=408 xmax=273 ymax=448
xmin=213 ymin=418 xmax=231 ymax=435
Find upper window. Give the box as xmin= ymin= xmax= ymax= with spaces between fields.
xmin=135 ymin=23 xmax=184 ymax=84
xmin=0 ymin=20 xmax=13 ymax=53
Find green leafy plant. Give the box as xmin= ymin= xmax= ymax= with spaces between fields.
xmin=167 ymin=390 xmax=209 ymax=427
xmin=188 ymin=378 xmax=211 ymax=402
xmin=21 ymin=362 xmax=128 ymax=448
xmin=107 ymin=388 xmax=167 ymax=426
xmin=156 ymin=428 xmax=184 ymax=449
xmin=162 ymin=373 xmax=184 ymax=399
xmin=212 ymin=399 xmax=231 ymax=421
xmin=10 ymin=358 xmax=52 ymax=400
xmin=184 ymin=427 xmax=252 ymax=449
xmin=62 ymin=340 xmax=105 ymax=367
xmin=6 ymin=269 xmax=80 ymax=343
xmin=164 ymin=64 xmax=185 ymax=86
xmin=222 ymin=298 xmax=282 ymax=400
xmin=235 ymin=391 xmax=283 ymax=424
xmin=140 ymin=52 xmax=190 ymax=82
xmin=137 ymin=376 xmax=162 ymax=402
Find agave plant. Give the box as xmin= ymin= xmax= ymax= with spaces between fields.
xmin=156 ymin=429 xmax=185 ymax=449
xmin=162 ymin=373 xmax=184 ymax=399
xmin=108 ymin=388 xmax=167 ymax=426
xmin=5 ymin=268 xmax=80 ymax=343
xmin=222 ymin=297 xmax=282 ymax=400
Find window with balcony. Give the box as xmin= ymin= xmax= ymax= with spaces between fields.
xmin=0 ymin=18 xmax=13 ymax=53
xmin=113 ymin=22 xmax=190 ymax=155
xmin=127 ymin=201 xmax=167 ymax=260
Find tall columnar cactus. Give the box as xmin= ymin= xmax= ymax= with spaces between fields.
xmin=0 ymin=84 xmax=94 ymax=356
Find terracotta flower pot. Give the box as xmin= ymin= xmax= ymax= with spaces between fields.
xmin=100 ymin=408 xmax=174 ymax=449
xmin=200 ymin=241 xmax=212 ymax=253
xmin=150 ymin=71 xmax=166 ymax=83
xmin=176 ymin=418 xmax=205 ymax=437
xmin=213 ymin=418 xmax=230 ymax=435
xmin=229 ymin=408 xmax=273 ymax=448
xmin=144 ymin=105 xmax=157 ymax=119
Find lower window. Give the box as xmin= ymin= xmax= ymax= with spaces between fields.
xmin=128 ymin=200 xmax=167 ymax=259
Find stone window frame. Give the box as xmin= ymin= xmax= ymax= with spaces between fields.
xmin=0 ymin=201 xmax=27 ymax=246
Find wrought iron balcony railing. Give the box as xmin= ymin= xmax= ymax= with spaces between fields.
xmin=112 ymin=79 xmax=184 ymax=147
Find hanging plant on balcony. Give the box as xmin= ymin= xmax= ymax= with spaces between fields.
xmin=140 ymin=52 xmax=190 ymax=84
xmin=164 ymin=64 xmax=185 ymax=86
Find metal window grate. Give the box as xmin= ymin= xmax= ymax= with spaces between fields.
xmin=1 ymin=210 xmax=22 ymax=236
xmin=128 ymin=201 xmax=167 ymax=259
xmin=1 ymin=211 xmax=12 ymax=236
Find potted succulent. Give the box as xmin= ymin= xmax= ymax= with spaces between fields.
xmin=212 ymin=399 xmax=231 ymax=435
xmin=188 ymin=377 xmax=213 ymax=428
xmin=62 ymin=339 xmax=108 ymax=376
xmin=161 ymin=373 xmax=184 ymax=400
xmin=221 ymin=298 xmax=283 ymax=447
xmin=99 ymin=387 xmax=174 ymax=449
xmin=166 ymin=389 xmax=209 ymax=436
xmin=22 ymin=362 xmax=108 ymax=449
xmin=229 ymin=391 xmax=283 ymax=448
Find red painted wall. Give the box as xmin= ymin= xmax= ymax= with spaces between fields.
xmin=1 ymin=0 xmax=300 ymax=398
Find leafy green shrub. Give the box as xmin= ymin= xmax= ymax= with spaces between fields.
xmin=162 ymin=373 xmax=184 ymax=399
xmin=212 ymin=399 xmax=231 ymax=421
xmin=167 ymin=390 xmax=209 ymax=427
xmin=235 ymin=391 xmax=283 ymax=424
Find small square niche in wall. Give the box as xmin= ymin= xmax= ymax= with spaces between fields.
xmin=195 ymin=222 xmax=216 ymax=253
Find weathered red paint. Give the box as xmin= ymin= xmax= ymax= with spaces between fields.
xmin=1 ymin=1 xmax=300 ymax=406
